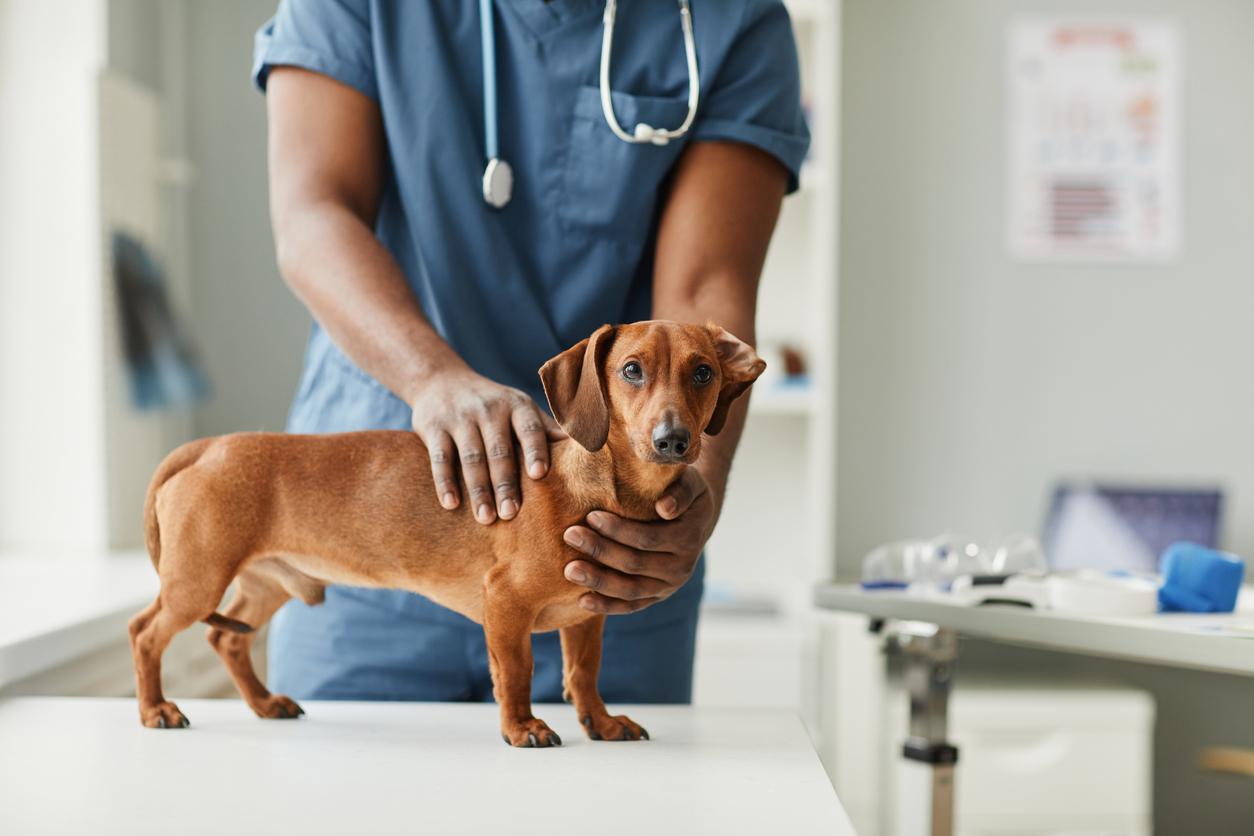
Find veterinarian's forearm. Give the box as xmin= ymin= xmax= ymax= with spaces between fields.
xmin=274 ymin=203 xmax=466 ymax=405
xmin=651 ymin=141 xmax=788 ymax=512
xmin=267 ymin=67 xmax=465 ymax=405
xmin=651 ymin=283 xmax=753 ymax=513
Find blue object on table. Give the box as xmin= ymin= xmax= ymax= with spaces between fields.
xmin=1158 ymin=542 xmax=1245 ymax=613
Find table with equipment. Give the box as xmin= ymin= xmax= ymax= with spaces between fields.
xmin=0 ymin=698 xmax=853 ymax=835
xmin=814 ymin=584 xmax=1254 ymax=836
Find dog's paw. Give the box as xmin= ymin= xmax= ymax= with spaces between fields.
xmin=254 ymin=695 xmax=305 ymax=720
xmin=581 ymin=712 xmax=648 ymax=742
xmin=501 ymin=718 xmax=562 ymax=748
xmin=140 ymin=701 xmax=190 ymax=729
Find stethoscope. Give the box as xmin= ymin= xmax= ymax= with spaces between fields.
xmin=479 ymin=0 xmax=701 ymax=209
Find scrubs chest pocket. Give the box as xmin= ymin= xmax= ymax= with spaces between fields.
xmin=561 ymin=86 xmax=690 ymax=242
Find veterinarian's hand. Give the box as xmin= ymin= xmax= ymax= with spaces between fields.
xmin=562 ymin=467 xmax=716 ymax=614
xmin=411 ymin=369 xmax=562 ymax=525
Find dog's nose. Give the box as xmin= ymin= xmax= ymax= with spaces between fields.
xmin=651 ymin=424 xmax=691 ymax=460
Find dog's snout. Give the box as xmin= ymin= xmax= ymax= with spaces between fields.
xmin=651 ymin=423 xmax=691 ymax=460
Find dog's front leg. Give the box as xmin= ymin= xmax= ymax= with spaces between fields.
xmin=560 ymin=616 xmax=649 ymax=742
xmin=483 ymin=570 xmax=562 ymax=748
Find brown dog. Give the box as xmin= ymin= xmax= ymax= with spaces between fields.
xmin=128 ymin=320 xmax=765 ymax=746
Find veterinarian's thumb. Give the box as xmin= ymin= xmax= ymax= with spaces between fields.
xmin=544 ymin=410 xmax=568 ymax=441
xmin=656 ymin=467 xmax=705 ymax=520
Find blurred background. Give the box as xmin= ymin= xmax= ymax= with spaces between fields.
xmin=2 ymin=1 xmax=1254 ymax=833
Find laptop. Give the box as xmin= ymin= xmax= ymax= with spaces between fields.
xmin=1042 ymin=483 xmax=1223 ymax=573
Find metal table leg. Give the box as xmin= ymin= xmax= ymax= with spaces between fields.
xmin=885 ymin=621 xmax=959 ymax=836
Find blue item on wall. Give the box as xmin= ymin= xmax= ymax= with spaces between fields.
xmin=1158 ymin=542 xmax=1245 ymax=613
xmin=112 ymin=231 xmax=210 ymax=410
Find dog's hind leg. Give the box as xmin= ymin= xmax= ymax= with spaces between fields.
xmin=205 ymin=568 xmax=300 ymax=719
xmin=560 ymin=616 xmax=647 ymax=742
xmin=128 ymin=597 xmax=200 ymax=729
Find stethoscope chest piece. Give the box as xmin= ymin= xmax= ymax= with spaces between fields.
xmin=482 ymin=157 xmax=513 ymax=209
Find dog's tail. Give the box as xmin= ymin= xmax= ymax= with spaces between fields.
xmin=203 ymin=613 xmax=255 ymax=634
xmin=143 ymin=437 xmax=214 ymax=572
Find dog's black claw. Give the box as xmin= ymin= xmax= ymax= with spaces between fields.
xmin=502 ymin=734 xmax=511 ymax=746
xmin=621 ymin=727 xmax=636 ymax=741
xmin=589 ymin=730 xmax=603 ymax=741
xmin=296 ymin=706 xmax=305 ymax=716
xmin=550 ymin=732 xmax=562 ymax=747
xmin=639 ymin=728 xmax=649 ymax=740
xmin=179 ymin=716 xmax=190 ymax=728
xmin=527 ymin=732 xmax=539 ymax=748
xmin=156 ymin=716 xmax=167 ymax=729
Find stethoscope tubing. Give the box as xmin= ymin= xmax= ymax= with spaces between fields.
xmin=478 ymin=0 xmax=701 ymax=208
xmin=479 ymin=0 xmax=500 ymax=162
xmin=600 ymin=0 xmax=699 ymax=146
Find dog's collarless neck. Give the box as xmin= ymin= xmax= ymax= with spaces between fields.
xmin=558 ymin=440 xmax=680 ymax=520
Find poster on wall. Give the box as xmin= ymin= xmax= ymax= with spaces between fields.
xmin=1007 ymin=19 xmax=1182 ymax=261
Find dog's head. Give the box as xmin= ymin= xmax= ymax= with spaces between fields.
xmin=539 ymin=321 xmax=766 ymax=465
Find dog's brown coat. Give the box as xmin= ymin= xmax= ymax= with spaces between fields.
xmin=128 ymin=321 xmax=764 ymax=745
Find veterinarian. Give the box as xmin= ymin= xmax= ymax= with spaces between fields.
xmin=253 ymin=0 xmax=809 ymax=702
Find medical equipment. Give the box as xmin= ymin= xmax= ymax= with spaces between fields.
xmin=860 ymin=532 xmax=1046 ymax=591
xmin=477 ymin=0 xmax=701 ymax=208
xmin=600 ymin=0 xmax=700 ymax=146
xmin=478 ymin=0 xmax=513 ymax=208
xmin=949 ymin=574 xmax=1049 ymax=608
xmin=1045 ymin=571 xmax=1160 ymax=616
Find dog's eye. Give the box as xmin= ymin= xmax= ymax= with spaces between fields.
xmin=622 ymin=361 xmax=644 ymax=382
xmin=693 ymin=364 xmax=714 ymax=386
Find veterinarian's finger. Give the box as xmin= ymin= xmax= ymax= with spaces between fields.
xmin=481 ymin=418 xmax=520 ymax=521
xmin=456 ymin=428 xmax=496 ymax=525
xmin=563 ymin=527 xmax=679 ymax=583
xmin=563 ymin=560 xmax=669 ymax=600
xmin=585 ymin=511 xmax=671 ymax=553
xmin=511 ymin=404 xmax=550 ymax=480
xmin=578 ymin=592 xmax=662 ymax=614
xmin=542 ymin=410 xmax=568 ymax=441
xmin=426 ymin=430 xmax=460 ymax=509
xmin=656 ymin=467 xmax=707 ymax=520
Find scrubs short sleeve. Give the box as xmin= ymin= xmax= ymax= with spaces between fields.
xmin=252 ymin=0 xmax=377 ymax=102
xmin=692 ymin=0 xmax=810 ymax=193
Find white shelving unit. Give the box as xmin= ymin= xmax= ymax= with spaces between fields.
xmin=694 ymin=0 xmax=840 ymax=723
xmin=749 ymin=383 xmax=815 ymax=417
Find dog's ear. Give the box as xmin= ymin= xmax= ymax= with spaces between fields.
xmin=539 ymin=325 xmax=617 ymax=451
xmin=704 ymin=324 xmax=767 ymax=436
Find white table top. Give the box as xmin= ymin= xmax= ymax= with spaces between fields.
xmin=0 ymin=698 xmax=853 ymax=836
xmin=815 ymin=583 xmax=1254 ymax=677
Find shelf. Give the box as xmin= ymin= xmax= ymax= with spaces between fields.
xmin=784 ymin=0 xmax=832 ymax=24
xmin=749 ymin=383 xmax=814 ymax=417
xmin=798 ymin=161 xmax=830 ymax=195
xmin=0 ymin=552 xmax=156 ymax=689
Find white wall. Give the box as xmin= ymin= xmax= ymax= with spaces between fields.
xmin=0 ymin=1 xmax=109 ymax=551
xmin=837 ymin=2 xmax=1254 ymax=830
xmin=837 ymin=0 xmax=1254 ymax=575
xmin=184 ymin=0 xmax=309 ymax=438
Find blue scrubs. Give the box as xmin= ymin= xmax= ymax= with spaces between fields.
xmin=252 ymin=0 xmax=810 ymax=704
